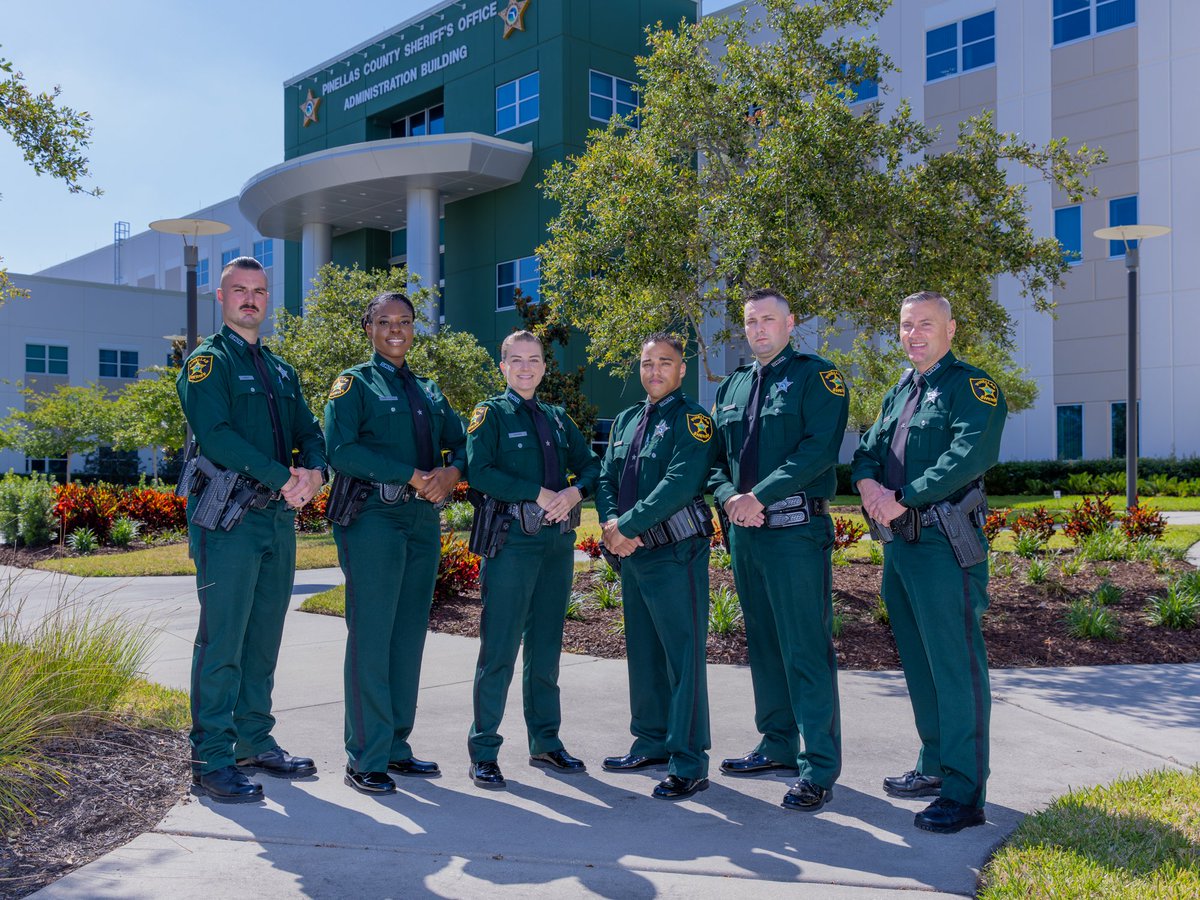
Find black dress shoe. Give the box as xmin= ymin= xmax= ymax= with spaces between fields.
xmin=236 ymin=747 xmax=317 ymax=779
xmin=344 ymin=766 xmax=397 ymax=795
xmin=388 ymin=757 xmax=440 ymax=777
xmin=602 ymin=753 xmax=669 ymax=772
xmin=719 ymin=751 xmax=799 ymax=777
xmin=530 ymin=748 xmax=587 ymax=773
xmin=883 ymin=769 xmax=943 ymax=798
xmin=192 ymin=765 xmax=264 ymax=804
xmin=470 ymin=760 xmax=507 ymax=789
xmin=781 ymin=778 xmax=832 ymax=811
xmin=652 ymin=775 xmax=709 ymax=800
xmin=914 ymin=798 xmax=986 ymax=833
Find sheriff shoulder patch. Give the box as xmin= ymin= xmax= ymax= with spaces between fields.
xmin=820 ymin=369 xmax=846 ymax=396
xmin=970 ymin=377 xmax=999 ymax=406
xmin=467 ymin=405 xmax=488 ymax=433
xmin=687 ymin=412 xmax=713 ymax=443
xmin=187 ymin=355 xmax=213 ymax=384
xmin=328 ymin=375 xmax=353 ymax=399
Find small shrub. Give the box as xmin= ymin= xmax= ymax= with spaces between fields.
xmin=1025 ymin=558 xmax=1051 ymax=585
xmin=601 ymin=562 xmax=619 ymax=585
xmin=0 ymin=473 xmax=23 ymax=545
xmin=711 ymin=547 xmax=732 ymax=570
xmin=1011 ymin=506 xmax=1056 ymax=543
xmin=1120 ymin=504 xmax=1167 ymax=541
xmin=434 ymin=535 xmax=480 ymax=603
xmin=565 ymin=593 xmax=586 ymax=622
xmin=1078 ymin=528 xmax=1128 ymax=562
xmin=833 ymin=516 xmax=867 ymax=551
xmin=1013 ymin=531 xmax=1046 ymax=560
xmin=108 ymin=516 xmax=142 ymax=548
xmin=872 ymin=594 xmax=890 ymax=627
xmin=293 ymin=485 xmax=330 ymax=533
xmin=610 ymin=615 xmax=626 ymax=636
xmin=67 ymin=526 xmax=99 ymax=555
xmin=1143 ymin=584 xmax=1199 ymax=630
xmin=708 ymin=586 xmax=743 ymax=635
xmin=831 ymin=548 xmax=850 ymax=567
xmin=1176 ymin=571 xmax=1200 ymax=596
xmin=1062 ymin=494 xmax=1117 ymax=543
xmin=593 ymin=581 xmax=622 ymax=611
xmin=831 ymin=595 xmax=844 ymax=639
xmin=1092 ymin=580 xmax=1124 ymax=606
xmin=1064 ymin=472 xmax=1097 ymax=495
xmin=442 ymin=500 xmax=474 ymax=533
xmin=990 ymin=552 xmax=1015 ymax=578
xmin=575 ymin=535 xmax=602 ymax=560
xmin=1065 ymin=600 xmax=1120 ymax=641
xmin=982 ymin=508 xmax=1010 ymax=541
xmin=1094 ymin=564 xmax=1112 ymax=578
xmin=19 ymin=474 xmax=57 ymax=546
xmin=866 ymin=540 xmax=884 ymax=565
xmin=1059 ymin=554 xmax=1084 ymax=578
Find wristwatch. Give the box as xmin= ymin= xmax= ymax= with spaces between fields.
xmin=894 ymin=488 xmax=906 ymax=506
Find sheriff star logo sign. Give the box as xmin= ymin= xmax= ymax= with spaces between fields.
xmin=501 ymin=0 xmax=530 ymax=39
xmin=820 ymin=369 xmax=846 ymax=397
xmin=971 ymin=378 xmax=999 ymax=406
xmin=687 ymin=413 xmax=713 ymax=443
xmin=300 ymin=89 xmax=321 ymax=128
xmin=187 ymin=355 xmax=213 ymax=383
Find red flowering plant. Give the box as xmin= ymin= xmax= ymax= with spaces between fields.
xmin=833 ymin=516 xmax=868 ymax=551
xmin=434 ymin=535 xmax=480 ymax=603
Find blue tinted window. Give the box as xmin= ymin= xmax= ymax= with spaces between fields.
xmin=1055 ymin=206 xmax=1082 ymax=265
xmin=961 ymin=11 xmax=994 ymax=44
xmin=962 ymin=39 xmax=995 ymax=70
xmin=1054 ymin=0 xmax=1089 ymax=13
xmin=926 ymin=23 xmax=957 ymax=54
xmin=220 ymin=248 xmax=240 ymax=267
xmin=1054 ymin=10 xmax=1091 ymax=44
xmin=1056 ymin=404 xmax=1083 ymax=460
xmin=197 ymin=258 xmax=209 ymax=290
xmin=1096 ymin=0 xmax=1135 ymax=32
xmin=496 ymin=81 xmax=516 ymax=108
xmin=47 ymin=345 xmax=69 ymax=375
xmin=497 ymin=255 xmax=540 ymax=310
xmin=1054 ymin=0 xmax=1134 ymax=46
xmin=927 ymin=49 xmax=957 ymax=81
xmin=1108 ymin=195 xmax=1138 ymax=257
xmin=497 ymin=72 xmax=539 ymax=133
xmin=589 ymin=70 xmax=639 ymax=123
xmin=853 ymin=77 xmax=878 ymax=102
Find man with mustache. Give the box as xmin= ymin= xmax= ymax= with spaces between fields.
xmin=176 ymin=256 xmax=328 ymax=803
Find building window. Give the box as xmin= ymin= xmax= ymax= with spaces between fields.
xmin=1108 ymin=195 xmax=1138 ymax=257
xmin=1111 ymin=401 xmax=1140 ymax=458
xmin=220 ymin=248 xmax=241 ymax=268
xmin=1055 ymin=206 xmax=1082 ymax=265
xmin=496 ymin=72 xmax=539 ymax=133
xmin=589 ymin=71 xmax=638 ymax=123
xmin=592 ymin=418 xmax=614 ymax=457
xmin=1056 ymin=404 xmax=1083 ymax=460
xmin=253 ymin=240 xmax=273 ymax=270
xmin=392 ymin=103 xmax=446 ymax=137
xmin=198 ymin=258 xmax=210 ymax=291
xmin=26 ymin=343 xmax=68 ymax=375
xmin=926 ymin=11 xmax=995 ymax=82
xmin=1053 ymin=0 xmax=1136 ymax=47
xmin=27 ymin=456 xmax=68 ymax=476
xmin=496 ymin=255 xmax=540 ymax=311
xmin=99 ymin=349 xmax=139 ymax=379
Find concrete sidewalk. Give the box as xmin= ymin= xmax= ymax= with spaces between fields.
xmin=4 ymin=563 xmax=1198 ymax=899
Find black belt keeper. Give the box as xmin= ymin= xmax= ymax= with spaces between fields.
xmin=763 ymin=492 xmax=829 ymax=529
xmin=639 ymin=496 xmax=715 ymax=550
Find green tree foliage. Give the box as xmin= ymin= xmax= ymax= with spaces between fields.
xmin=514 ymin=292 xmax=600 ymax=441
xmin=0 ymin=48 xmax=100 ymax=306
xmin=271 ymin=263 xmax=501 ymax=419
xmin=109 ymin=367 xmax=188 ymax=478
xmin=0 ymin=384 xmax=113 ymax=482
xmin=538 ymin=0 xmax=1103 ymax=424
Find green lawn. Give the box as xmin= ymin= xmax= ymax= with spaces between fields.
xmin=832 ymin=494 xmax=1200 ymax=512
xmin=35 ymin=533 xmax=340 ymax=577
xmin=979 ymin=767 xmax=1200 ymax=899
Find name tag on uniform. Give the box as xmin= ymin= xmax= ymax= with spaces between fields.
xmin=378 ymin=395 xmax=398 ymax=401
xmin=238 ymin=375 xmax=255 ymax=381
xmin=721 ymin=403 xmax=737 ymax=411
xmin=508 ymin=431 xmax=528 ymax=438
xmin=612 ymin=440 xmax=624 ymax=447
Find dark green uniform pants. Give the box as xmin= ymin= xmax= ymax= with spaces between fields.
xmin=336 ymin=499 xmax=441 ymax=773
xmin=621 ymin=537 xmax=711 ymax=779
xmin=188 ymin=501 xmax=297 ymax=775
xmin=468 ymin=526 xmax=575 ymax=761
xmin=729 ymin=517 xmax=841 ymax=789
xmin=883 ymin=527 xmax=990 ymax=807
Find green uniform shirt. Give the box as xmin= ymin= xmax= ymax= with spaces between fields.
xmin=176 ymin=325 xmax=326 ymax=489
xmin=323 ymin=352 xmax=466 ymax=484
xmin=465 ymin=389 xmax=600 ymax=502
xmin=850 ymin=350 xmax=1007 ymax=506
xmin=710 ymin=345 xmax=850 ymax=507
xmin=595 ymin=388 xmax=717 ymax=537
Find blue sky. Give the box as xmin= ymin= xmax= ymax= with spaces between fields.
xmin=1 ymin=0 xmax=737 ymax=274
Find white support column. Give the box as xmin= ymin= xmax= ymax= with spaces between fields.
xmin=300 ymin=222 xmax=333 ymax=313
xmin=406 ymin=186 xmax=442 ymax=330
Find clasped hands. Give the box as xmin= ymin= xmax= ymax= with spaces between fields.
xmin=858 ymin=478 xmax=907 ymax=525
xmin=407 ymin=466 xmax=463 ymax=505
xmin=281 ymin=466 xmax=325 ymax=509
xmin=723 ymin=492 xmax=765 ymax=528
xmin=537 ymin=485 xmax=583 ymax=525
xmin=601 ymin=518 xmax=642 ymax=558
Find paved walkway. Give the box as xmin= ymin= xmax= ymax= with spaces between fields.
xmin=4 ymin=524 xmax=1198 ymax=899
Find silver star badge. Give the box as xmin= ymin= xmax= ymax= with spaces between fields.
xmin=924 ymin=388 xmax=940 ymax=405
xmin=275 ymin=363 xmax=290 ymax=382
xmin=653 ymin=422 xmax=668 ymax=438
xmin=774 ymin=377 xmax=792 ymax=395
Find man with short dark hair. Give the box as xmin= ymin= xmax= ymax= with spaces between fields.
xmin=597 ymin=333 xmax=716 ymax=800
xmin=853 ymin=290 xmax=1006 ymax=834
xmin=710 ymin=288 xmax=849 ymax=812
xmin=176 ymin=256 xmax=327 ymax=803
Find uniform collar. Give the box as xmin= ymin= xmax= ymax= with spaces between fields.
xmin=371 ymin=351 xmax=404 ymax=376
xmin=506 ymin=387 xmax=537 ymax=406
xmin=220 ymin=324 xmax=259 ymax=356
xmin=918 ymin=350 xmax=956 ymax=385
xmin=645 ymin=388 xmax=683 ymax=411
xmin=753 ymin=344 xmax=795 ymax=375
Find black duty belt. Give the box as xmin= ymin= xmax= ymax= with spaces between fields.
xmin=763 ymin=493 xmax=829 ymax=529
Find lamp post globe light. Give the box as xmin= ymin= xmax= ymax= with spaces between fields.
xmin=1091 ymin=223 xmax=1171 ymax=510
xmin=149 ymin=218 xmax=230 ymax=354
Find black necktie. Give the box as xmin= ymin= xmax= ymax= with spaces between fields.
xmin=399 ymin=366 xmax=437 ymax=471
xmin=617 ymin=402 xmax=657 ymax=515
xmin=737 ymin=367 xmax=767 ymax=493
xmin=525 ymin=398 xmax=562 ymax=490
xmin=248 ymin=344 xmax=288 ymax=466
xmin=884 ymin=373 xmax=925 ymax=490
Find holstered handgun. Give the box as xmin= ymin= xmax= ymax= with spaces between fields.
xmin=325 ymin=473 xmax=375 ymax=527
xmin=599 ymin=542 xmax=622 ymax=574
xmin=932 ymin=485 xmax=988 ymax=568
xmin=175 ymin=440 xmax=203 ymax=498
xmin=640 ymin=497 xmax=715 ymax=550
xmin=863 ymin=506 xmax=893 ymax=543
xmin=715 ymin=503 xmax=732 ymax=551
xmin=217 ymin=479 xmax=273 ymax=531
xmin=190 ymin=456 xmax=242 ymax=531
xmin=467 ymin=489 xmax=514 ymax=558
xmin=890 ymin=507 xmax=921 ymax=543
